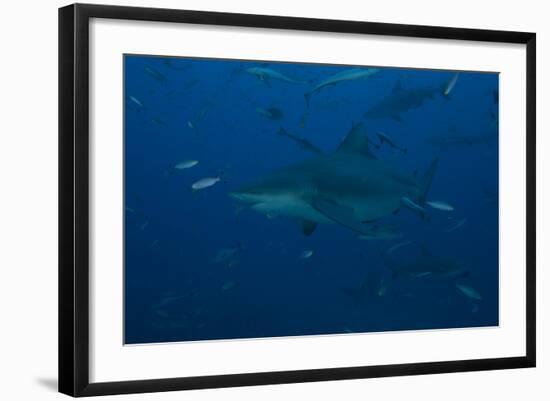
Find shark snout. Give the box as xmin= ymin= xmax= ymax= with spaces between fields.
xmin=230 ymin=190 xmax=262 ymax=203
xmin=229 ymin=191 xmax=247 ymax=201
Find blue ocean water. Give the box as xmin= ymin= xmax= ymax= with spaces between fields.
xmin=124 ymin=55 xmax=499 ymax=344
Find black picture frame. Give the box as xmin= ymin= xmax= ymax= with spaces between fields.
xmin=59 ymin=3 xmax=536 ymax=397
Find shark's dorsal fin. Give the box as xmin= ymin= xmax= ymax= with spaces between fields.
xmin=336 ymin=122 xmax=376 ymax=159
xmin=392 ymin=80 xmax=403 ymax=94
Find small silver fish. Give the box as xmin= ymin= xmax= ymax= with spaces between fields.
xmin=144 ymin=66 xmax=167 ymax=82
xmin=446 ymin=218 xmax=466 ymax=232
xmin=427 ymin=200 xmax=454 ymax=211
xmin=173 ymin=160 xmax=198 ymax=170
xmin=300 ymin=250 xmax=313 ymax=259
xmin=444 ymin=72 xmax=460 ymax=96
xmin=456 ymin=283 xmax=483 ymax=301
xmin=129 ymin=95 xmax=144 ymax=108
xmin=192 ymin=177 xmax=221 ymax=191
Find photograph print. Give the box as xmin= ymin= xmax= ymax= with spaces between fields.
xmin=124 ymin=55 xmax=499 ymax=345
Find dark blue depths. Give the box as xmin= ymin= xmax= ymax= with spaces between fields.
xmin=124 ymin=55 xmax=499 ymax=344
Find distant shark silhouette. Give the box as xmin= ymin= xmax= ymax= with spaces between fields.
xmin=231 ymin=123 xmax=438 ymax=236
xmin=383 ymin=246 xmax=469 ymax=279
xmin=364 ymin=74 xmax=458 ymax=122
xmin=304 ymin=67 xmax=380 ymax=107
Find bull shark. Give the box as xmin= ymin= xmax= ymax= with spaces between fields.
xmin=231 ymin=123 xmax=438 ymax=236
xmin=304 ymin=67 xmax=380 ymax=107
xmin=246 ymin=66 xmax=309 ymax=86
xmin=364 ymin=74 xmax=457 ymax=122
xmin=383 ymin=247 xmax=469 ymax=279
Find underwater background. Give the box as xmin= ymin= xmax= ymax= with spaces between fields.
xmin=124 ymin=55 xmax=499 ymax=344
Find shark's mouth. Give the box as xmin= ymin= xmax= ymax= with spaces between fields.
xmin=229 ymin=192 xmax=263 ymax=204
xmin=229 ymin=192 xmax=248 ymax=202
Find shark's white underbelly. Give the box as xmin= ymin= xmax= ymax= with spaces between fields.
xmin=251 ymin=195 xmax=333 ymax=224
xmin=250 ymin=192 xmax=403 ymax=224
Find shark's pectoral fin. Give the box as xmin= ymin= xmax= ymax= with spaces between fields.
xmin=312 ymin=199 xmax=370 ymax=235
xmin=301 ymin=220 xmax=317 ymax=236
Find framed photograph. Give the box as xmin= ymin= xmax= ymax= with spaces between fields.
xmin=59 ymin=3 xmax=536 ymax=397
